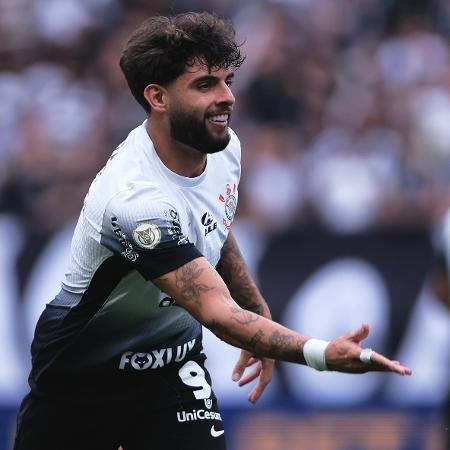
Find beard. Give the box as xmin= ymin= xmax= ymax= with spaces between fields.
xmin=169 ymin=106 xmax=231 ymax=154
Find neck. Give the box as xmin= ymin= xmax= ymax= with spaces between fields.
xmin=146 ymin=119 xmax=207 ymax=178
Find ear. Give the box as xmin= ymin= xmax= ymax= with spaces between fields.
xmin=143 ymin=84 xmax=168 ymax=113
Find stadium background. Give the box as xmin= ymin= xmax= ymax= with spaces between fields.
xmin=1 ymin=0 xmax=450 ymax=448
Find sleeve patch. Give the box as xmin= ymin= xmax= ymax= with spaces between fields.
xmin=111 ymin=216 xmax=140 ymax=262
xmin=163 ymin=208 xmax=189 ymax=246
xmin=132 ymin=222 xmax=162 ymax=250
xmin=105 ymin=212 xmax=202 ymax=279
xmin=105 ymin=205 xmax=190 ymax=261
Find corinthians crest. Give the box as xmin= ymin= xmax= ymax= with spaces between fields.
xmin=132 ymin=222 xmax=161 ymax=250
xmin=219 ymin=183 xmax=237 ymax=230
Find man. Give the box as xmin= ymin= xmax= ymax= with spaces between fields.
xmin=14 ymin=12 xmax=411 ymax=450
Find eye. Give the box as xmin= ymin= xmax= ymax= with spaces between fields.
xmin=226 ymin=79 xmax=234 ymax=87
xmin=197 ymin=82 xmax=211 ymax=91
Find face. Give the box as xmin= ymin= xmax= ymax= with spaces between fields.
xmin=166 ymin=62 xmax=235 ymax=154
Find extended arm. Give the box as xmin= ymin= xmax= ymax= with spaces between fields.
xmin=156 ymin=257 xmax=304 ymax=362
xmin=154 ymin=257 xmax=411 ymax=375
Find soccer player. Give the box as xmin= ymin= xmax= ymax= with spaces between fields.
xmin=13 ymin=12 xmax=411 ymax=450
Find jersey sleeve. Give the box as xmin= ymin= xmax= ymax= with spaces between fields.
xmin=100 ymin=186 xmax=202 ymax=280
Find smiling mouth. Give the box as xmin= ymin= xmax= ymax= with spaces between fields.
xmin=207 ymin=113 xmax=230 ymax=125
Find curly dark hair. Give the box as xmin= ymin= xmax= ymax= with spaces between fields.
xmin=119 ymin=12 xmax=245 ymax=113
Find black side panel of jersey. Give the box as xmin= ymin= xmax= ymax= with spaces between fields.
xmin=76 ymin=255 xmax=134 ymax=307
xmin=137 ymin=243 xmax=203 ymax=280
xmin=29 ymin=255 xmax=133 ymax=394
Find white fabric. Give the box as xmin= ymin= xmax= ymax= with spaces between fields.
xmin=303 ymin=338 xmax=329 ymax=371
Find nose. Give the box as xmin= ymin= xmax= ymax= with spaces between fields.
xmin=218 ymin=82 xmax=235 ymax=106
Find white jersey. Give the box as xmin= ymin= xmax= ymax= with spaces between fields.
xmin=30 ymin=121 xmax=241 ymax=390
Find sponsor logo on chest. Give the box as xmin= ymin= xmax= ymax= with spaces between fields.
xmin=119 ymin=338 xmax=196 ymax=370
xmin=201 ymin=211 xmax=218 ymax=236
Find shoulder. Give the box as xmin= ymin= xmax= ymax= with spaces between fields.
xmin=106 ymin=183 xmax=177 ymax=223
xmin=102 ymin=184 xmax=189 ymax=252
xmin=86 ymin=122 xmax=163 ymax=209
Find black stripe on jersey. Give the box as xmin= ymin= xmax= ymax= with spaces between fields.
xmin=137 ymin=243 xmax=203 ymax=280
xmin=76 ymin=254 xmax=134 ymax=308
xmin=30 ymin=255 xmax=133 ymax=392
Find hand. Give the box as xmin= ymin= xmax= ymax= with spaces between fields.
xmin=232 ymin=349 xmax=274 ymax=403
xmin=325 ymin=323 xmax=412 ymax=375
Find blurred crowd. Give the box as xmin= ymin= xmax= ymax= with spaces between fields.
xmin=1 ymin=0 xmax=450 ymax=272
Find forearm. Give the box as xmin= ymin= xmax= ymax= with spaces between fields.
xmin=154 ymin=257 xmax=306 ymax=364
xmin=216 ymin=231 xmax=271 ymax=319
xmin=207 ymin=299 xmax=307 ymax=364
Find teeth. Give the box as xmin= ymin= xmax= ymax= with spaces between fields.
xmin=209 ymin=114 xmax=228 ymax=122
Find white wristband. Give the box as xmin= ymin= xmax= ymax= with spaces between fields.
xmin=359 ymin=348 xmax=374 ymax=364
xmin=303 ymin=338 xmax=329 ymax=371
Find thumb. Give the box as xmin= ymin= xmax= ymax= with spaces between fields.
xmin=350 ymin=323 xmax=370 ymax=344
xmin=232 ymin=351 xmax=250 ymax=382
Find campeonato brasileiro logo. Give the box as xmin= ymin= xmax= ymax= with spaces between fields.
xmin=132 ymin=221 xmax=161 ymax=249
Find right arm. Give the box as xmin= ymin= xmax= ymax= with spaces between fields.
xmin=156 ymin=256 xmax=306 ymax=363
xmin=154 ymin=256 xmax=411 ymax=375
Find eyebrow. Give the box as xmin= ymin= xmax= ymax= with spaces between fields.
xmin=191 ymin=73 xmax=234 ymax=84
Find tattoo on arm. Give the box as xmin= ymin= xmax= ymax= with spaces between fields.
xmin=230 ymin=306 xmax=260 ymax=325
xmin=269 ymin=331 xmax=302 ymax=360
xmin=269 ymin=331 xmax=293 ymax=349
xmin=209 ymin=319 xmax=247 ymax=348
xmin=217 ymin=233 xmax=269 ymax=316
xmin=249 ymin=329 xmax=265 ymax=350
xmin=211 ymin=321 xmax=302 ymax=361
xmin=173 ymin=260 xmax=214 ymax=306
